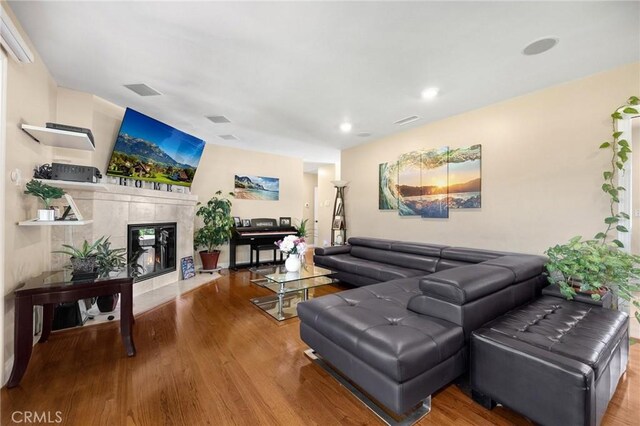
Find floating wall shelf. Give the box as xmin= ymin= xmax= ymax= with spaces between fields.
xmin=21 ymin=124 xmax=95 ymax=151
xmin=34 ymin=179 xmax=109 ymax=192
xmin=18 ymin=219 xmax=93 ymax=227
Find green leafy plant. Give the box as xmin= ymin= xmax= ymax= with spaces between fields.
xmin=53 ymin=237 xmax=105 ymax=259
xmin=194 ymin=191 xmax=235 ymax=253
xmin=24 ymin=179 xmax=65 ymax=209
xmin=95 ymin=237 xmax=127 ymax=277
xmin=545 ymin=96 xmax=640 ymax=324
xmin=295 ymin=218 xmax=311 ymax=238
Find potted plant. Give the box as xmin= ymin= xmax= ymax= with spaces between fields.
xmin=194 ymin=190 xmax=235 ymax=270
xmin=95 ymin=237 xmax=127 ymax=312
xmin=53 ymin=237 xmax=104 ymax=274
xmin=545 ymin=96 xmax=640 ymax=324
xmin=24 ymin=179 xmax=65 ymax=221
xmin=295 ymin=218 xmax=311 ymax=238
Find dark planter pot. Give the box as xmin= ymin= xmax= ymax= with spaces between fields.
xmin=199 ymin=250 xmax=221 ymax=270
xmin=97 ymin=294 xmax=120 ymax=313
xmin=70 ymin=256 xmax=97 ymax=273
xmin=542 ymin=284 xmax=614 ymax=309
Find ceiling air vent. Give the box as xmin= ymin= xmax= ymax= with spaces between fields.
xmin=357 ymin=132 xmax=372 ymax=137
xmin=219 ymin=134 xmax=238 ymax=141
xmin=206 ymin=115 xmax=231 ymax=124
xmin=124 ymin=83 xmax=162 ymax=96
xmin=394 ymin=116 xmax=419 ymax=126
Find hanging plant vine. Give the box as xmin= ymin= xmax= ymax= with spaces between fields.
xmin=595 ymin=95 xmax=640 ymax=247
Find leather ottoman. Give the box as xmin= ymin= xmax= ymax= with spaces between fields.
xmin=471 ymin=296 xmax=629 ymax=426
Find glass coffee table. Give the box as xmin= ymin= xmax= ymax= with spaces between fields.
xmin=250 ymin=264 xmax=335 ymax=321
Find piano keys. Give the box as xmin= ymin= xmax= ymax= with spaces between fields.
xmin=229 ymin=218 xmax=297 ymax=269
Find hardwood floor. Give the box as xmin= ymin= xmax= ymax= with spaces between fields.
xmin=2 ymin=269 xmax=639 ymax=425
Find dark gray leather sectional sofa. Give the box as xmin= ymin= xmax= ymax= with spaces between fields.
xmin=299 ymin=237 xmax=547 ymax=416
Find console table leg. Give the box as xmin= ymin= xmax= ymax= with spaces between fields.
xmin=7 ymin=296 xmax=34 ymax=388
xmin=38 ymin=304 xmax=54 ymax=343
xmin=120 ymin=285 xmax=136 ymax=357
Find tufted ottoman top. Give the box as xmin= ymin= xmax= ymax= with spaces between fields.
xmin=297 ymin=277 xmax=465 ymax=383
xmin=477 ymin=296 xmax=629 ymax=378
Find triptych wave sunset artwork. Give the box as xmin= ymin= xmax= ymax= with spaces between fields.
xmin=378 ymin=145 xmax=481 ymax=218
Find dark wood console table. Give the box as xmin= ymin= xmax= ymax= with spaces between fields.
xmin=7 ymin=270 xmax=135 ymax=388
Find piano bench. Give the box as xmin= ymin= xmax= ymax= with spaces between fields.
xmin=250 ymin=244 xmax=283 ymax=267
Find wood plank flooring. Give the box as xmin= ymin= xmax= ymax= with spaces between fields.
xmin=2 ymin=269 xmax=639 ymax=425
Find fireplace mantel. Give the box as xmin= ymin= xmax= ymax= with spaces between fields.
xmin=51 ymin=186 xmax=197 ymax=296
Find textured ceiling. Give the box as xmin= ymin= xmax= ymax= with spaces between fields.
xmin=9 ymin=1 xmax=640 ymax=163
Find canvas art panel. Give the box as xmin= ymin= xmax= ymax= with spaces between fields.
xmin=447 ymin=144 xmax=482 ymax=208
xmin=234 ymin=175 xmax=280 ymax=200
xmin=419 ymin=147 xmax=449 ymax=218
xmin=397 ymin=151 xmax=423 ymax=216
xmin=378 ymin=162 xmax=398 ymax=210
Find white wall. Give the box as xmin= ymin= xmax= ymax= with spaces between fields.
xmin=342 ymin=62 xmax=640 ymax=255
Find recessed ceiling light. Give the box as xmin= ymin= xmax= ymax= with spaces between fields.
xmin=421 ymin=87 xmax=439 ymax=100
xmin=206 ymin=115 xmax=231 ymax=124
xmin=340 ymin=122 xmax=352 ymax=133
xmin=522 ymin=37 xmax=559 ymax=56
xmin=123 ymin=83 xmax=162 ymax=96
xmin=394 ymin=116 xmax=420 ymax=126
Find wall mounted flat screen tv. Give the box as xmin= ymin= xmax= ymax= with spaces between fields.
xmin=106 ymin=108 xmax=206 ymax=187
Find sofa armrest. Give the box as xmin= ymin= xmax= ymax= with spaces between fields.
xmin=314 ymin=245 xmax=351 ymax=256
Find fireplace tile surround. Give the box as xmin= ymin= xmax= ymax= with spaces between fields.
xmin=51 ymin=184 xmax=197 ymax=297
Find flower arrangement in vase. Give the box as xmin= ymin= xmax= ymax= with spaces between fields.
xmin=275 ymin=235 xmax=307 ymax=272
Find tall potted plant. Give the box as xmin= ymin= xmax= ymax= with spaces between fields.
xmin=545 ymin=96 xmax=640 ymax=324
xmin=194 ymin=190 xmax=235 ymax=270
xmin=24 ymin=179 xmax=65 ymax=221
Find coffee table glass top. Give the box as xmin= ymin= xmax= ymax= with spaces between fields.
xmin=252 ymin=264 xmax=333 ymax=284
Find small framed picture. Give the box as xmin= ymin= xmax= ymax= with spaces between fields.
xmin=233 ymin=216 xmax=241 ymax=227
xmin=242 ymin=219 xmax=251 ymax=227
xmin=332 ymin=217 xmax=342 ymax=229
xmin=181 ymin=256 xmax=196 ymax=279
xmin=279 ymin=217 xmax=291 ymax=226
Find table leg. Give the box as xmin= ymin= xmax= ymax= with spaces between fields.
xmin=303 ymin=288 xmax=309 ymax=301
xmin=7 ymin=296 xmax=34 ymax=388
xmin=120 ymin=284 xmax=136 ymax=357
xmin=38 ymin=304 xmax=54 ymax=343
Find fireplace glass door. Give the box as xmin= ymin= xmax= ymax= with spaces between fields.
xmin=128 ymin=223 xmax=176 ymax=281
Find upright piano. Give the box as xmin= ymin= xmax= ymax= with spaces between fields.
xmin=229 ymin=218 xmax=297 ymax=269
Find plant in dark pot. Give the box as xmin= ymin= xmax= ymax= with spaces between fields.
xmin=24 ymin=179 xmax=65 ymax=221
xmin=545 ymin=96 xmax=640 ymax=324
xmin=95 ymin=237 xmax=127 ymax=312
xmin=194 ymin=190 xmax=235 ymax=270
xmin=53 ymin=237 xmax=104 ymax=275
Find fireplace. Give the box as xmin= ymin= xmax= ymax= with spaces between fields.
xmin=127 ymin=223 xmax=177 ymax=281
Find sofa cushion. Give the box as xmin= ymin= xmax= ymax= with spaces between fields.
xmin=297 ymin=279 xmax=464 ymax=382
xmin=418 ymin=264 xmax=515 ymax=305
xmin=479 ymin=296 xmax=629 ymax=379
xmin=390 ymin=242 xmax=447 ymax=257
xmin=351 ymin=246 xmax=439 ymax=273
xmin=348 ymin=237 xmax=396 ymax=250
xmin=316 ymin=253 xmax=426 ymax=281
xmin=441 ymin=247 xmax=513 ymax=263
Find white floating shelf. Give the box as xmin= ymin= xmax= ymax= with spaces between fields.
xmin=18 ymin=219 xmax=94 ymax=227
xmin=21 ymin=124 xmax=95 ymax=151
xmin=35 ymin=179 xmax=109 ymax=192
